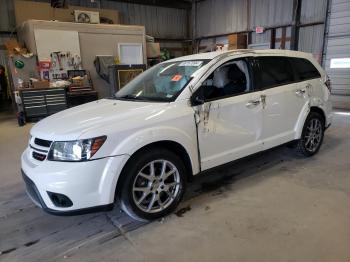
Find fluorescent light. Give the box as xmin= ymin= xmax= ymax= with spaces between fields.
xmin=330 ymin=58 xmax=350 ymax=68
xmin=334 ymin=111 xmax=350 ymax=116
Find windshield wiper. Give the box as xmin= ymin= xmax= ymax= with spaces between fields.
xmin=114 ymin=94 xmax=171 ymax=102
xmin=115 ymin=94 xmax=147 ymax=100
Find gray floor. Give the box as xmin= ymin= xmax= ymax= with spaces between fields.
xmin=1 ymin=107 xmax=350 ymax=262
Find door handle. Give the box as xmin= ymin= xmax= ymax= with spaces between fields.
xmin=295 ymin=89 xmax=306 ymax=96
xmin=246 ymin=99 xmax=261 ymax=107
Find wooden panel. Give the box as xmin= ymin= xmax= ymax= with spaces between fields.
xmin=227 ymin=34 xmax=247 ymax=50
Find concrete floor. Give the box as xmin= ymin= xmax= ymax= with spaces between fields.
xmin=1 ymin=106 xmax=350 ymax=262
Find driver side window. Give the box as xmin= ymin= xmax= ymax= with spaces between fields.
xmin=201 ymin=58 xmax=251 ymax=101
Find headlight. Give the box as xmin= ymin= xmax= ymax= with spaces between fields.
xmin=48 ymin=136 xmax=106 ymax=161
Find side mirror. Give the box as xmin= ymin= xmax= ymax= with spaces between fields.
xmin=190 ymin=92 xmax=205 ymax=106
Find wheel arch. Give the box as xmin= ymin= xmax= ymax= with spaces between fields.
xmin=295 ymin=105 xmax=327 ymax=139
xmin=309 ymin=106 xmax=326 ymax=126
xmin=114 ymin=140 xmax=194 ymax=200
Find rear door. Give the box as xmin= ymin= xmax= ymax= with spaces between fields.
xmin=289 ymin=57 xmax=322 ymax=104
xmin=254 ymin=56 xmax=310 ymax=149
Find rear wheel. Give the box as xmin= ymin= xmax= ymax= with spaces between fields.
xmin=119 ymin=148 xmax=186 ymax=221
xmin=295 ymin=111 xmax=325 ymax=157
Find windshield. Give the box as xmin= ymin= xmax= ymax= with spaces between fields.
xmin=115 ymin=60 xmax=209 ymax=102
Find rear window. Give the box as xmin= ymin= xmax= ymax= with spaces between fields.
xmin=257 ymin=56 xmax=295 ymax=89
xmin=289 ymin=58 xmax=321 ymax=81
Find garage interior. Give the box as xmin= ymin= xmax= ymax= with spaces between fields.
xmin=1 ymin=0 xmax=350 ymax=261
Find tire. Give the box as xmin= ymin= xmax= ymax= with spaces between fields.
xmin=295 ymin=111 xmax=325 ymax=157
xmin=118 ymin=147 xmax=187 ymax=221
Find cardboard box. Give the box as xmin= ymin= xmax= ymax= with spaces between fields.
xmin=227 ymin=34 xmax=247 ymax=50
xmin=32 ymin=80 xmax=50 ymax=89
xmin=146 ymin=42 xmax=161 ymax=58
xmin=14 ymin=0 xmax=120 ymax=25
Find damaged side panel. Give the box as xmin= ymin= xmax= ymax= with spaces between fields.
xmin=195 ymin=94 xmax=263 ymax=171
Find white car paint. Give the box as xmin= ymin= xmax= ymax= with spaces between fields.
xmin=21 ymin=49 xmax=332 ymax=212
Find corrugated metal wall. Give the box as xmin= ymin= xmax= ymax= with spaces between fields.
xmin=111 ymin=2 xmax=188 ymax=39
xmin=300 ymin=0 xmax=328 ymax=24
xmin=196 ymin=0 xmax=327 ymax=64
xmin=249 ymin=0 xmax=293 ymax=29
xmin=196 ymin=0 xmax=248 ymax=37
xmin=324 ymin=0 xmax=350 ymax=106
xmin=250 ymin=30 xmax=272 ymax=45
xmin=196 ymin=0 xmax=295 ymax=38
xmin=298 ymin=24 xmax=325 ymax=61
xmin=67 ymin=0 xmax=188 ymax=39
xmin=298 ymin=0 xmax=327 ymax=61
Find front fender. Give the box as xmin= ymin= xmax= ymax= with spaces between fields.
xmin=112 ymin=126 xmax=200 ymax=175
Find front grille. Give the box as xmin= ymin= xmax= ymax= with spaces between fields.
xmin=33 ymin=151 xmax=46 ymax=161
xmin=31 ymin=137 xmax=51 ymax=161
xmin=34 ymin=138 xmax=52 ymax=147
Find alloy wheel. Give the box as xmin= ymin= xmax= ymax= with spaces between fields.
xmin=304 ymin=118 xmax=323 ymax=153
xmin=132 ymin=160 xmax=181 ymax=214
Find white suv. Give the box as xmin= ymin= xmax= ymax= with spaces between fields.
xmin=21 ymin=50 xmax=332 ymax=221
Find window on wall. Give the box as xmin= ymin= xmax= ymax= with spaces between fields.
xmin=256 ymin=56 xmax=295 ymax=89
xmin=200 ymin=59 xmax=252 ymax=101
xmin=289 ymin=58 xmax=321 ymax=81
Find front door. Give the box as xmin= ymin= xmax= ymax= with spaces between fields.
xmin=194 ymin=57 xmax=263 ymax=171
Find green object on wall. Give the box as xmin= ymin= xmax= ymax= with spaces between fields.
xmin=160 ymin=49 xmax=171 ymax=61
xmin=15 ymin=60 xmax=25 ymax=69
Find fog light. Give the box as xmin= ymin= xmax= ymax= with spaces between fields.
xmin=47 ymin=192 xmax=73 ymax=207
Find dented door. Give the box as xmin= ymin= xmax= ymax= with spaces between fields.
xmin=195 ymin=92 xmax=263 ymax=171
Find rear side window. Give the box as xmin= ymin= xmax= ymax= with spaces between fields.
xmin=256 ymin=57 xmax=295 ymax=89
xmin=289 ymin=58 xmax=321 ymax=81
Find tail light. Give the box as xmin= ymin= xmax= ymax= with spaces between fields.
xmin=325 ymin=75 xmax=332 ymax=92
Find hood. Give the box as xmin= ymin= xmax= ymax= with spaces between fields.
xmin=30 ymin=99 xmax=168 ymax=140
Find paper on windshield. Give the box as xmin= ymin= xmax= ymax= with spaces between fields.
xmin=178 ymin=61 xmax=203 ymax=67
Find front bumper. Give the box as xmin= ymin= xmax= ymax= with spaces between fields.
xmin=21 ymin=170 xmax=113 ymax=215
xmin=21 ymin=148 xmax=129 ymax=214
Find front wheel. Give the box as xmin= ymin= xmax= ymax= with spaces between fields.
xmin=119 ymin=148 xmax=186 ymax=221
xmin=295 ymin=111 xmax=325 ymax=157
